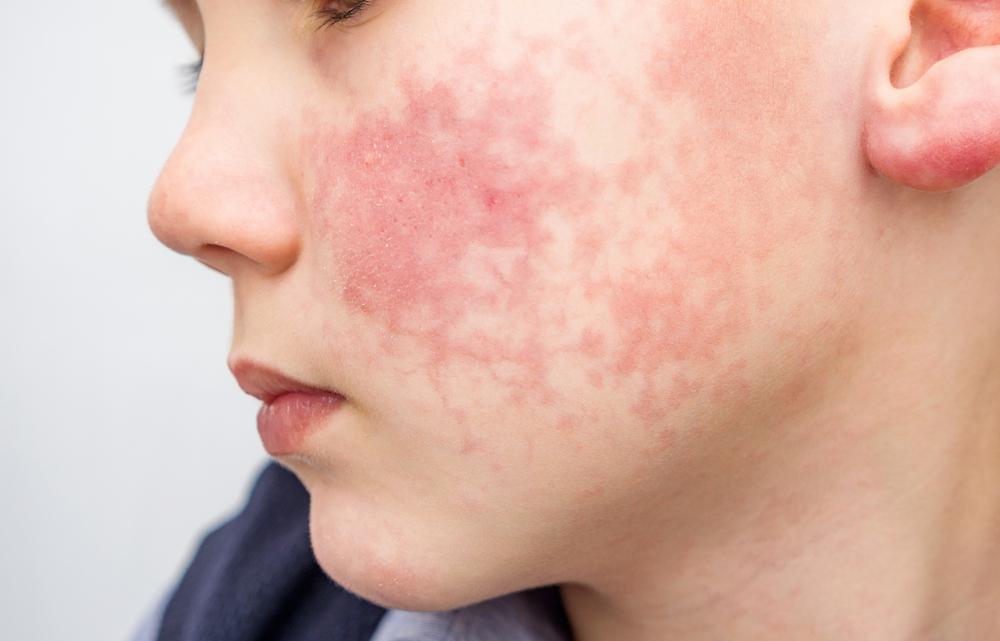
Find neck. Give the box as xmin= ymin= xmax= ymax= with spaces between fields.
xmin=560 ymin=250 xmax=1000 ymax=641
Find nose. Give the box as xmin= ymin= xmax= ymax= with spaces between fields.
xmin=148 ymin=83 xmax=302 ymax=278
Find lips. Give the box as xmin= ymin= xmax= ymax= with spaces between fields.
xmin=228 ymin=357 xmax=345 ymax=456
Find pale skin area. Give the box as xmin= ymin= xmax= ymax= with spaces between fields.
xmin=150 ymin=1 xmax=1000 ymax=639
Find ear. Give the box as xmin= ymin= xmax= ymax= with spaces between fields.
xmin=863 ymin=0 xmax=1000 ymax=192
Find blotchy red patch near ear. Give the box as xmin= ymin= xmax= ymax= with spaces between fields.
xmin=303 ymin=4 xmax=841 ymax=426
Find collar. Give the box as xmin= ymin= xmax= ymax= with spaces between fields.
xmin=369 ymin=587 xmax=572 ymax=641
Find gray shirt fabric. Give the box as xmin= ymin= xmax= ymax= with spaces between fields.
xmin=369 ymin=590 xmax=571 ymax=641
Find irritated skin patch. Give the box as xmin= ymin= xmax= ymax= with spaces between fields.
xmin=314 ymin=53 xmax=616 ymax=410
xmin=303 ymin=9 xmax=833 ymax=428
xmin=308 ymin=55 xmax=606 ymax=407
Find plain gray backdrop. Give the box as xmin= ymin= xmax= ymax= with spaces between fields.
xmin=1 ymin=3 xmax=270 ymax=639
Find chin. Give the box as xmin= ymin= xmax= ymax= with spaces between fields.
xmin=307 ymin=489 xmax=507 ymax=612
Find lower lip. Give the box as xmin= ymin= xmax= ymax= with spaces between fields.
xmin=257 ymin=392 xmax=344 ymax=456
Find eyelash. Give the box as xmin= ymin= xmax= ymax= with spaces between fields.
xmin=180 ymin=59 xmax=203 ymax=95
xmin=177 ymin=0 xmax=372 ymax=94
xmin=312 ymin=0 xmax=373 ymax=30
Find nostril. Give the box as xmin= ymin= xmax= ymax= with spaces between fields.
xmin=196 ymin=254 xmax=229 ymax=276
xmin=193 ymin=243 xmax=247 ymax=277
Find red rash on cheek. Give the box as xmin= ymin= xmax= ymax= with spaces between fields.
xmin=307 ymin=57 xmax=603 ymax=401
xmin=303 ymin=5 xmax=831 ymax=424
xmin=611 ymin=3 xmax=832 ymax=422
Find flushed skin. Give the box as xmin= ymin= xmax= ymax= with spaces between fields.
xmin=150 ymin=1 xmax=1000 ymax=640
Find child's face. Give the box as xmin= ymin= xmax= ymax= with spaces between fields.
xmin=152 ymin=0 xmax=875 ymax=609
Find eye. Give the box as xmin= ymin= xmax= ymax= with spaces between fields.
xmin=312 ymin=0 xmax=372 ymax=29
xmin=173 ymin=1 xmax=372 ymax=94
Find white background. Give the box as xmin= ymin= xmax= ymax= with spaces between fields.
xmin=1 ymin=3 xmax=270 ymax=639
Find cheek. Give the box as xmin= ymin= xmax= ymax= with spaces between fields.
xmin=305 ymin=52 xmax=609 ymax=409
xmin=303 ymin=5 xmax=848 ymax=429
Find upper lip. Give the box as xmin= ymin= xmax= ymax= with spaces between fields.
xmin=228 ymin=356 xmax=342 ymax=404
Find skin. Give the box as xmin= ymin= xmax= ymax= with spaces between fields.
xmin=151 ymin=1 xmax=1000 ymax=639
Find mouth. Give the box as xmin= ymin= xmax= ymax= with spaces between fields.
xmin=228 ymin=357 xmax=345 ymax=456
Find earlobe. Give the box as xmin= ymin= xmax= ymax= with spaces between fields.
xmin=863 ymin=1 xmax=1000 ymax=192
